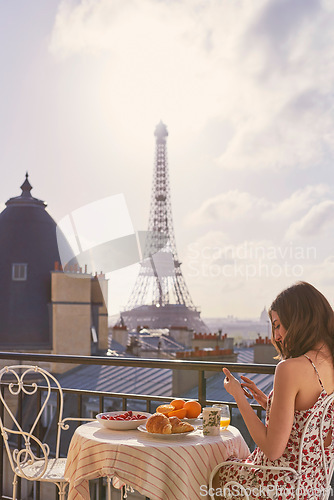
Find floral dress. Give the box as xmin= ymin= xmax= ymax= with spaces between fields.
xmin=218 ymin=356 xmax=334 ymax=499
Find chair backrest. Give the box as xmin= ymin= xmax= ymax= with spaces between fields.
xmin=297 ymin=392 xmax=334 ymax=495
xmin=0 ymin=365 xmax=64 ymax=480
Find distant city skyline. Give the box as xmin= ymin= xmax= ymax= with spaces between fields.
xmin=1 ymin=0 xmax=334 ymax=318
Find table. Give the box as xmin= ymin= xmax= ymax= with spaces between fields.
xmin=64 ymin=421 xmax=250 ymax=500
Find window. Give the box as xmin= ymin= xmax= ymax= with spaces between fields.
xmin=12 ymin=263 xmax=27 ymax=281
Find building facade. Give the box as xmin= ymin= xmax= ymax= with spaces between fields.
xmin=0 ymin=175 xmax=108 ymax=372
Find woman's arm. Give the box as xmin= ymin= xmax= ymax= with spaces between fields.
xmin=223 ymin=360 xmax=298 ymax=460
xmin=240 ymin=375 xmax=268 ymax=409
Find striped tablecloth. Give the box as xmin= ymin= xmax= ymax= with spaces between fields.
xmin=64 ymin=421 xmax=250 ymax=500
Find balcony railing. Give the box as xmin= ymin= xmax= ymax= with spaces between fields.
xmin=0 ymin=351 xmax=275 ymax=500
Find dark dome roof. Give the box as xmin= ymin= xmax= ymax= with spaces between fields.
xmin=0 ymin=174 xmax=75 ymax=349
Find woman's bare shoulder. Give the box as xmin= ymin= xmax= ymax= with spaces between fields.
xmin=277 ymin=356 xmax=307 ymax=367
xmin=273 ymin=358 xmax=304 ymax=397
xmin=275 ymin=357 xmax=307 ymax=377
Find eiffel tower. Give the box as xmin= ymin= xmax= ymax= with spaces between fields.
xmin=121 ymin=121 xmax=207 ymax=333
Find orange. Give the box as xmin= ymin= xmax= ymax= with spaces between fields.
xmin=183 ymin=400 xmax=201 ymax=418
xmin=168 ymin=408 xmax=187 ymax=419
xmin=170 ymin=399 xmax=185 ymax=410
xmin=156 ymin=404 xmax=175 ymax=415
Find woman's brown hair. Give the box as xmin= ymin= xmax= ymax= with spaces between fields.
xmin=269 ymin=281 xmax=334 ymax=363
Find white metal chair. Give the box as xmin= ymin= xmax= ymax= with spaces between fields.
xmin=0 ymin=364 xmax=98 ymax=500
xmin=209 ymin=393 xmax=334 ymax=500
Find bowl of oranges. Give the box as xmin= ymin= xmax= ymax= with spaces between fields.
xmin=155 ymin=399 xmax=202 ymax=424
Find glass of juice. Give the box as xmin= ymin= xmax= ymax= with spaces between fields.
xmin=213 ymin=404 xmax=230 ymax=430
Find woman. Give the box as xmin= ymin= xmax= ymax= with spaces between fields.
xmin=213 ymin=281 xmax=334 ymax=499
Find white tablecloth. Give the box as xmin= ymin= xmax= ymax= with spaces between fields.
xmin=64 ymin=421 xmax=250 ymax=500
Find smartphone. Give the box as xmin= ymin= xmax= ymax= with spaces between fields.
xmin=242 ymin=387 xmax=253 ymax=399
xmin=222 ymin=369 xmax=253 ymax=399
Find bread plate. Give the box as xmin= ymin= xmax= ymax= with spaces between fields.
xmin=137 ymin=424 xmax=196 ymax=437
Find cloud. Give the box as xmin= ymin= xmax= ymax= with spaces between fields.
xmin=246 ymin=0 xmax=322 ymax=68
xmin=216 ymin=0 xmax=334 ymax=171
xmin=187 ymin=190 xmax=270 ymax=225
xmin=184 ymin=232 xmax=312 ymax=271
xmin=187 ymin=185 xmax=330 ymax=228
xmin=182 ymin=229 xmax=319 ymax=316
xmin=297 ymin=257 xmax=334 ymax=294
xmin=218 ymin=87 xmax=334 ymax=171
xmin=49 ymin=0 xmax=334 ymax=172
xmin=285 ymin=200 xmax=334 ymax=240
xmin=264 ymin=184 xmax=330 ymax=219
xmin=49 ymin=0 xmax=128 ymax=56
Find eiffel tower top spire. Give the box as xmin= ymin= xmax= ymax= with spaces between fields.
xmin=122 ymin=123 xmax=207 ymax=332
xmin=154 ymin=121 xmax=168 ymax=142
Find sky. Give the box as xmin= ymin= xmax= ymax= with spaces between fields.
xmin=1 ymin=0 xmax=334 ymax=319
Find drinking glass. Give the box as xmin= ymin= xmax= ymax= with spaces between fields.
xmin=213 ymin=404 xmax=230 ymax=430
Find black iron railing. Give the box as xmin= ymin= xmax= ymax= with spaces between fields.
xmin=0 ymin=351 xmax=275 ymax=500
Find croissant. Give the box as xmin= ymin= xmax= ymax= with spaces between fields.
xmin=146 ymin=414 xmax=195 ymax=434
xmin=146 ymin=413 xmax=172 ymax=434
xmin=169 ymin=416 xmax=194 ymax=434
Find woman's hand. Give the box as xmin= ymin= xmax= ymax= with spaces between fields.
xmin=240 ymin=375 xmax=268 ymax=409
xmin=223 ymin=368 xmax=245 ymax=400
